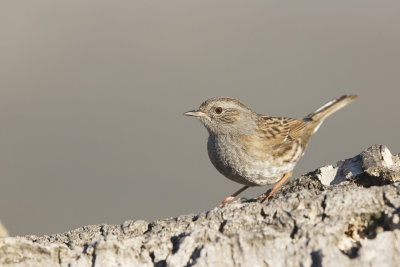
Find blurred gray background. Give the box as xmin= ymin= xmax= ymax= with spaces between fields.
xmin=1 ymin=0 xmax=399 ymax=236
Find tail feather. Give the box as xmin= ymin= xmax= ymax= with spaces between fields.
xmin=305 ymin=95 xmax=357 ymax=122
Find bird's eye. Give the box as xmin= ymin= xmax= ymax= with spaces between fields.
xmin=214 ymin=107 xmax=223 ymax=114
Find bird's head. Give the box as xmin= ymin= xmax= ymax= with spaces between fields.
xmin=184 ymin=97 xmax=258 ymax=136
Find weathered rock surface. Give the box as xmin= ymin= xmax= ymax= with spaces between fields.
xmin=1 ymin=145 xmax=400 ymax=267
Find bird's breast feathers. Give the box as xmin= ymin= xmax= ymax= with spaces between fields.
xmin=207 ymin=135 xmax=301 ymax=186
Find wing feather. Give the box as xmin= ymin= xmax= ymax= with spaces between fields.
xmin=257 ymin=116 xmax=310 ymax=145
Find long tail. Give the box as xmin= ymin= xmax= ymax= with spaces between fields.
xmin=305 ymin=95 xmax=357 ymax=122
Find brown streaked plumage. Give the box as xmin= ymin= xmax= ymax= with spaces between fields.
xmin=184 ymin=95 xmax=357 ymax=207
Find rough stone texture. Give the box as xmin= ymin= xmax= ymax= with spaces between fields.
xmin=1 ymin=144 xmax=400 ymax=267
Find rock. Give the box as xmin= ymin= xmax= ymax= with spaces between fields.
xmin=0 ymin=220 xmax=8 ymax=238
xmin=1 ymin=145 xmax=400 ymax=267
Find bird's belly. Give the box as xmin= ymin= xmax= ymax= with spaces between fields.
xmin=207 ymin=136 xmax=298 ymax=186
xmin=240 ymin=160 xmax=296 ymax=185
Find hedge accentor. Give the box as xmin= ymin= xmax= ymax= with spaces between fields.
xmin=184 ymin=95 xmax=357 ymax=207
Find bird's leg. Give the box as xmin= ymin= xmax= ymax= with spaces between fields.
xmin=262 ymin=171 xmax=293 ymax=203
xmin=218 ymin=185 xmax=249 ymax=207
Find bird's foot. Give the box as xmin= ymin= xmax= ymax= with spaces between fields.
xmin=218 ymin=196 xmax=235 ymax=208
xmin=261 ymin=191 xmax=275 ymax=203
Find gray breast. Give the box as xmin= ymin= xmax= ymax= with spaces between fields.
xmin=207 ymin=135 xmax=300 ymax=186
xmin=207 ymin=135 xmax=264 ymax=186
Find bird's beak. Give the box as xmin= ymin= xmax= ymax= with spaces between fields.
xmin=184 ymin=110 xmax=209 ymax=119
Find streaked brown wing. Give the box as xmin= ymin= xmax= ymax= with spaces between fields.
xmin=237 ymin=117 xmax=310 ymax=161
xmin=257 ymin=116 xmax=311 ymax=145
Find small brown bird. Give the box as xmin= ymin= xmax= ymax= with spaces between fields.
xmin=184 ymin=95 xmax=357 ymax=207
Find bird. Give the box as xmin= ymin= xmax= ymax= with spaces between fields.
xmin=184 ymin=95 xmax=357 ymax=207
